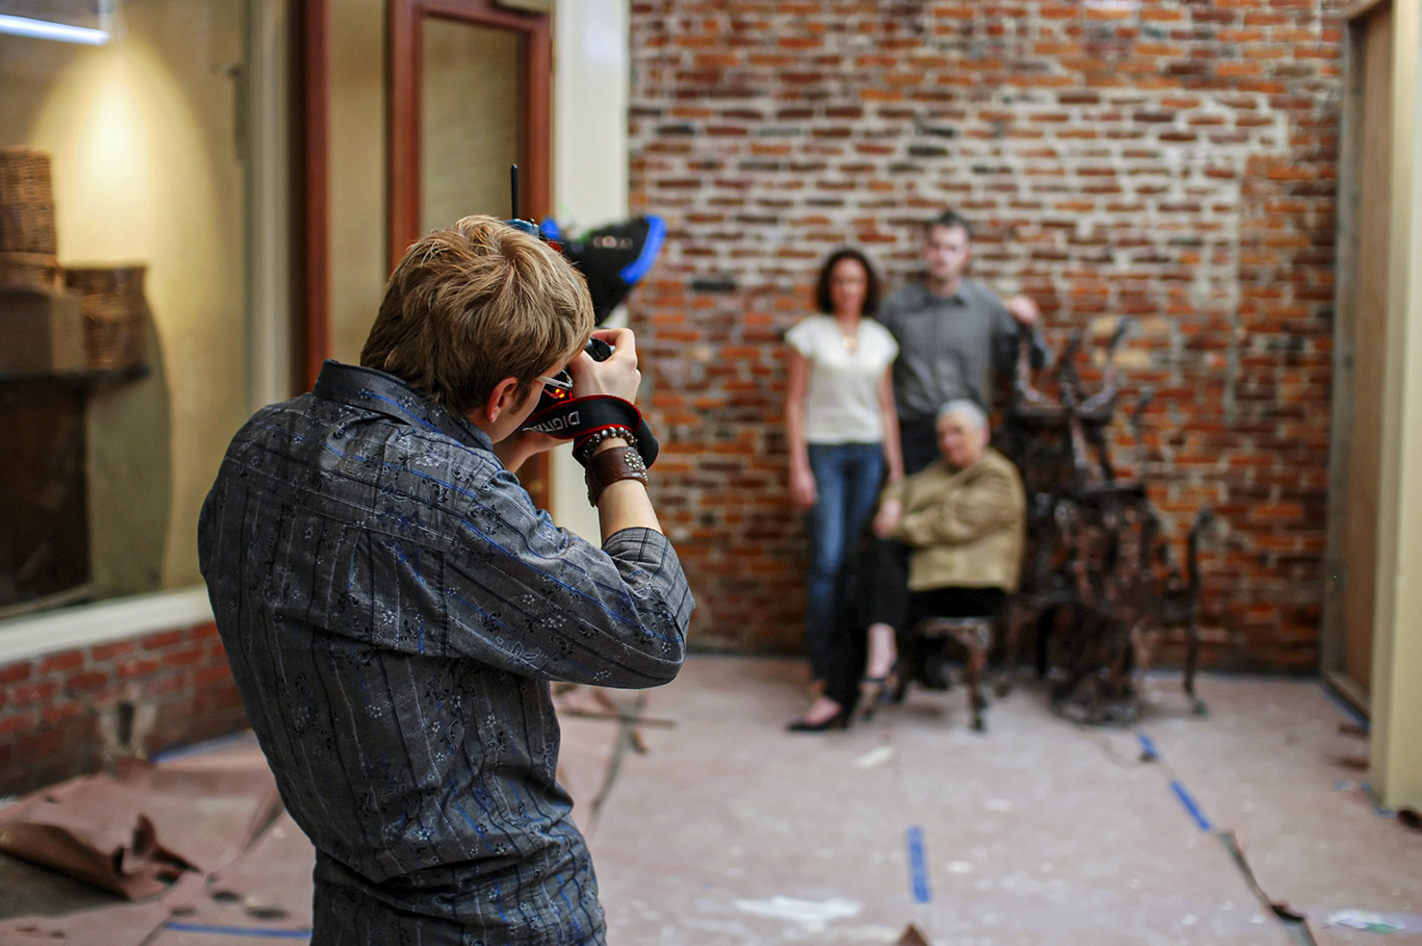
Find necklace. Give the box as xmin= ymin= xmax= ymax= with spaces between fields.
xmin=837 ymin=320 xmax=860 ymax=353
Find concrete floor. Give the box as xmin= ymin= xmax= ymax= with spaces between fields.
xmin=2 ymin=655 xmax=1420 ymax=945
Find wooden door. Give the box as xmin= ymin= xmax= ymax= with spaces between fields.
xmin=388 ymin=0 xmax=551 ymax=267
xmin=387 ymin=0 xmax=553 ymax=508
xmin=1331 ymin=1 xmax=1393 ymax=704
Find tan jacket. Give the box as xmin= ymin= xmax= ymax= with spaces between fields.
xmin=881 ymin=448 xmax=1026 ymax=592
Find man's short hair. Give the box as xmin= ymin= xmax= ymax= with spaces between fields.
xmin=924 ymin=208 xmax=973 ymax=240
xmin=937 ymin=398 xmax=988 ymax=434
xmin=813 ymin=247 xmax=882 ymax=316
xmin=361 ymin=215 xmax=594 ymax=416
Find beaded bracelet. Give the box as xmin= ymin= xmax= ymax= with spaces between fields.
xmin=574 ymin=426 xmax=638 ymax=466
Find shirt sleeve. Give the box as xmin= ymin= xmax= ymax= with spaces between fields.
xmin=785 ymin=318 xmax=817 ymax=358
xmin=992 ymin=298 xmax=1049 ymax=373
xmin=339 ymin=460 xmax=694 ymax=690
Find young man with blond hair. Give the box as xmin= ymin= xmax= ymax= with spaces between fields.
xmin=199 ymin=215 xmax=692 ymax=945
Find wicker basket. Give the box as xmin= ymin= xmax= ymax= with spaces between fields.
xmin=0 ymin=252 xmax=62 ymax=292
xmin=64 ymin=265 xmax=149 ymax=371
xmin=0 ymin=148 xmax=58 ymax=255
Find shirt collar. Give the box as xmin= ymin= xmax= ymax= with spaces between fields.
xmin=922 ymin=281 xmax=967 ymax=306
xmin=312 ymin=360 xmax=493 ymax=451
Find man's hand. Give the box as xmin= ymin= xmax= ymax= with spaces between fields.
xmin=493 ymin=428 xmax=560 ymax=474
xmin=1004 ymin=294 xmax=1040 ymax=328
xmin=569 ymin=328 xmax=642 ymax=402
xmin=873 ymin=499 xmax=904 ymax=538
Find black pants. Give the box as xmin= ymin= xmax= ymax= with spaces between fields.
xmin=822 ymin=536 xmax=1006 ymax=708
xmin=862 ymin=538 xmax=1006 ymax=632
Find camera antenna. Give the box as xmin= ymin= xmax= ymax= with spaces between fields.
xmin=509 ymin=164 xmax=519 ymax=221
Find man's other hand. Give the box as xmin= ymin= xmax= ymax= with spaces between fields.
xmin=493 ymin=429 xmax=560 ymax=474
xmin=570 ymin=328 xmax=643 ymax=402
xmin=1004 ymin=294 xmax=1040 ymax=327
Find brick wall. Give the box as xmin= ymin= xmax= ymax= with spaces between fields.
xmin=0 ymin=622 xmax=247 ymax=796
xmin=628 ymin=0 xmax=1342 ymax=669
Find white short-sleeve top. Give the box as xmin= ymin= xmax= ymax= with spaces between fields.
xmin=785 ymin=315 xmax=899 ymax=444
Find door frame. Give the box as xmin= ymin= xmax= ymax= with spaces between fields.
xmin=1321 ymin=0 xmax=1396 ymax=716
xmin=387 ymin=0 xmax=552 ymax=270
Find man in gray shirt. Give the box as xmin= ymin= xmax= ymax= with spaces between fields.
xmin=878 ymin=209 xmax=1048 ymax=474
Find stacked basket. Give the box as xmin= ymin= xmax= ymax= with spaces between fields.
xmin=0 ymin=148 xmax=62 ymax=292
xmin=63 ymin=265 xmax=149 ymax=370
xmin=0 ymin=146 xmax=148 ymax=371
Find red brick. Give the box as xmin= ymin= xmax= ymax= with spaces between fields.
xmin=0 ymin=662 xmax=32 ymax=686
xmin=116 ymin=659 xmax=161 ymax=679
xmin=0 ymin=710 xmax=38 ymax=737
xmin=38 ymin=651 xmax=84 ymax=674
xmin=142 ymin=630 xmax=185 ymax=651
xmin=90 ymin=640 xmax=136 ymax=662
xmin=67 ymin=670 xmax=110 ymax=691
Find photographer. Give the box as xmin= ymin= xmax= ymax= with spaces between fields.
xmin=198 ymin=215 xmax=693 ymax=945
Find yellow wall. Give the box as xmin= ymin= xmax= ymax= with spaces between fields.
xmin=1369 ymin=0 xmax=1422 ymax=811
xmin=1 ymin=0 xmax=249 ymax=594
xmin=328 ymin=0 xmax=386 ymax=366
xmin=550 ymin=0 xmax=631 ymax=542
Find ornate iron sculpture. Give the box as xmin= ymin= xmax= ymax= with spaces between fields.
xmin=996 ymin=319 xmax=1214 ymax=724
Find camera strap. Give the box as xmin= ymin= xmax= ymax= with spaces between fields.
xmin=521 ymin=394 xmax=660 ymax=468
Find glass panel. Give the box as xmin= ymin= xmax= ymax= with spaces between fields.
xmin=0 ymin=0 xmax=251 ymax=614
xmin=420 ymin=17 xmax=524 ymax=232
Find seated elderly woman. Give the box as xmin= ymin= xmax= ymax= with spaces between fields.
xmin=859 ymin=398 xmax=1027 ymax=706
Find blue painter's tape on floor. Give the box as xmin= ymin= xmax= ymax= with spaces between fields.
xmin=165 ymin=921 xmax=312 ymax=939
xmin=906 ymin=826 xmax=931 ymax=904
xmin=1170 ymin=780 xmax=1212 ymax=832
xmin=1137 ymin=731 xmax=1161 ymax=761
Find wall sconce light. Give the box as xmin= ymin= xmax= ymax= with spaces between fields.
xmin=0 ymin=1 xmax=113 ymax=45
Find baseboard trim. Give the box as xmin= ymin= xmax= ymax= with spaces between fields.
xmin=0 ymin=587 xmax=214 ymax=665
xmin=1322 ymin=669 xmax=1371 ymax=722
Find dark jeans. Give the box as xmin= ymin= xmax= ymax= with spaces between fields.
xmin=803 ymin=442 xmax=885 ymax=683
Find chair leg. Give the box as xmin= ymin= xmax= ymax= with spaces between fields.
xmin=966 ymin=643 xmax=987 ymax=731
xmin=949 ymin=620 xmax=991 ymax=732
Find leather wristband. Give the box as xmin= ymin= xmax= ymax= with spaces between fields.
xmin=584 ymin=445 xmax=648 ymax=506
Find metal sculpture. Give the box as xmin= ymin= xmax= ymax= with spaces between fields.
xmin=996 ymin=319 xmax=1214 ymax=724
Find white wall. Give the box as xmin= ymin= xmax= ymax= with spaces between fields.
xmin=549 ymin=0 xmax=631 ymax=542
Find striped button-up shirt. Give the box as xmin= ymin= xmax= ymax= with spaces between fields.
xmin=198 ymin=361 xmax=693 ymax=945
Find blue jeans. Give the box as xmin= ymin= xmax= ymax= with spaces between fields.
xmin=804 ymin=442 xmax=885 ymax=683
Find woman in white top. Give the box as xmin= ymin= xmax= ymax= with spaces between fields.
xmin=785 ymin=248 xmax=903 ymax=731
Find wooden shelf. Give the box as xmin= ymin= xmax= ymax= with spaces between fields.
xmin=0 ymin=365 xmax=149 ymax=386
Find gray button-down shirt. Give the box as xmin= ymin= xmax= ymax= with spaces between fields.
xmin=878 ymin=279 xmax=1047 ymax=423
xmin=198 ymin=361 xmax=693 ymax=945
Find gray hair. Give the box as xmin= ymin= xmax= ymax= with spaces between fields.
xmin=936 ymin=399 xmax=988 ymax=433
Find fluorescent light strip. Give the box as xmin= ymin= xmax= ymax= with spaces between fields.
xmin=0 ymin=13 xmax=108 ymax=45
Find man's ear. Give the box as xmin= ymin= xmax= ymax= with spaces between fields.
xmin=477 ymin=376 xmax=522 ymax=426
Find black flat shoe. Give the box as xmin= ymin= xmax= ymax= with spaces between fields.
xmin=787 ymin=707 xmax=850 ymax=732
